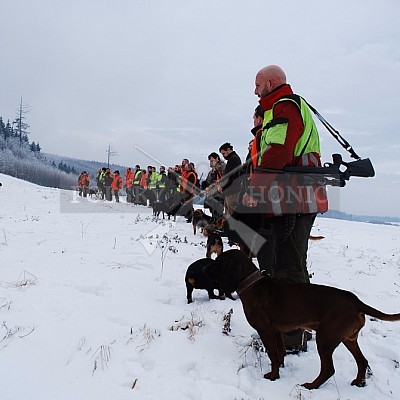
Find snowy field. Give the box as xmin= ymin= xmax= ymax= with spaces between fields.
xmin=0 ymin=172 xmax=400 ymax=400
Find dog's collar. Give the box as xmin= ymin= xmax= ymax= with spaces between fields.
xmin=236 ymin=270 xmax=267 ymax=296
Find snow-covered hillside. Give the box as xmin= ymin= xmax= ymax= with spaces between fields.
xmin=0 ymin=173 xmax=399 ymax=400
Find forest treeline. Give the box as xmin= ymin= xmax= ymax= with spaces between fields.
xmin=0 ymin=115 xmax=78 ymax=189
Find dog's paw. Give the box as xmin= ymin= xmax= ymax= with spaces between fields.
xmin=351 ymin=378 xmax=366 ymax=387
xmin=302 ymin=382 xmax=315 ymax=390
xmin=263 ymin=372 xmax=279 ymax=381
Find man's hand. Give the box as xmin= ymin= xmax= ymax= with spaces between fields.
xmin=242 ymin=192 xmax=258 ymax=208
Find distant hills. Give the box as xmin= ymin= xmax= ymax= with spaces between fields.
xmin=42 ymin=153 xmax=129 ymax=179
xmin=320 ymin=210 xmax=400 ymax=226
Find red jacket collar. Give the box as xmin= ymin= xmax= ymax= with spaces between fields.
xmin=259 ymin=84 xmax=293 ymax=111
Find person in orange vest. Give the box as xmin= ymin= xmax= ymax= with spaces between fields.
xmin=81 ymin=172 xmax=90 ymax=198
xmin=178 ymin=158 xmax=189 ymax=190
xmin=125 ymin=167 xmax=134 ymax=203
xmin=139 ymin=169 xmax=148 ymax=205
xmin=77 ymin=171 xmax=90 ymax=197
xmin=179 ymin=162 xmax=198 ymax=222
xmin=111 ymin=170 xmax=123 ymax=203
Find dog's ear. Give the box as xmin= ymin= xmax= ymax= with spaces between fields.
xmin=215 ymin=217 xmax=224 ymax=229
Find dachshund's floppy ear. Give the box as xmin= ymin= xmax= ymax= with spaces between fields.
xmin=202 ymin=225 xmax=210 ymax=237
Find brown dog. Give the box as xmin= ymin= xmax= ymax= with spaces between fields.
xmin=203 ymin=229 xmax=223 ymax=259
xmin=204 ymin=249 xmax=400 ymax=389
xmin=192 ymin=209 xmax=213 ymax=235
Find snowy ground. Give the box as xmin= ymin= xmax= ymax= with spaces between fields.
xmin=1 ymin=172 xmax=400 ymax=400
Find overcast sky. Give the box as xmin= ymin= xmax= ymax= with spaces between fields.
xmin=1 ymin=0 xmax=399 ymax=217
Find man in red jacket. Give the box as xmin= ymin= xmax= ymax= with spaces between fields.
xmin=242 ymin=65 xmax=328 ymax=353
xmin=111 ymin=170 xmax=123 ymax=203
xmin=125 ymin=167 xmax=134 ymax=203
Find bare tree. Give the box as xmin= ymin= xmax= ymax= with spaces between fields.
xmin=13 ymin=96 xmax=30 ymax=147
xmin=106 ymin=142 xmax=117 ymax=168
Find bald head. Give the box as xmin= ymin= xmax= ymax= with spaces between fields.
xmin=254 ymin=65 xmax=287 ymax=98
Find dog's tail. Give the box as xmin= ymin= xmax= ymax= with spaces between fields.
xmin=361 ymin=302 xmax=400 ymax=322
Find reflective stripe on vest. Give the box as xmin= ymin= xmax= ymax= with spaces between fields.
xmin=157 ymin=173 xmax=166 ymax=188
xmin=258 ymin=96 xmax=321 ymax=165
xmin=133 ymin=170 xmax=142 ymax=184
xmin=149 ymin=172 xmax=159 ymax=189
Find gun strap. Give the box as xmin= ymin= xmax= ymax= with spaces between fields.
xmin=304 ymin=99 xmax=361 ymax=160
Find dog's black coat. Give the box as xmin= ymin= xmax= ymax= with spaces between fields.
xmin=88 ymin=188 xmax=98 ymax=197
xmin=152 ymin=200 xmax=166 ymax=218
xmin=152 ymin=194 xmax=182 ymax=221
xmin=185 ymin=258 xmax=234 ymax=304
xmin=185 ymin=258 xmax=220 ymax=303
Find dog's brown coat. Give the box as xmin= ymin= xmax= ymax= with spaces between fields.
xmin=204 ymin=249 xmax=400 ymax=389
xmin=192 ymin=209 xmax=213 ymax=235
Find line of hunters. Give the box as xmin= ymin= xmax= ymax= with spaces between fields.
xmin=76 ymin=161 xmax=206 ymax=223
xmin=76 ymin=142 xmax=244 ymax=223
